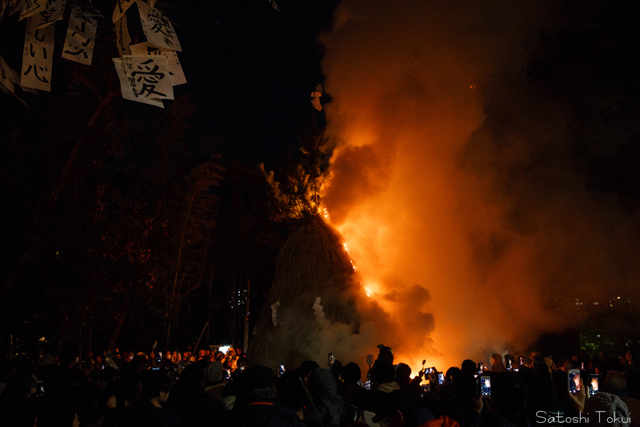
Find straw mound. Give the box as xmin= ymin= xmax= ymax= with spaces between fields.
xmin=250 ymin=216 xmax=360 ymax=368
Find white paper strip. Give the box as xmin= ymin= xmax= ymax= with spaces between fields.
xmin=62 ymin=6 xmax=100 ymax=65
xmin=21 ymin=16 xmax=55 ymax=91
xmin=32 ymin=0 xmax=65 ymax=28
xmin=113 ymin=55 xmax=174 ymax=107
xmin=138 ymin=3 xmax=181 ymax=52
xmin=9 ymin=0 xmax=25 ymax=16
xmin=129 ymin=42 xmax=186 ymax=86
xmin=123 ymin=55 xmax=173 ymax=100
xmin=0 ymin=54 xmax=15 ymax=93
xmin=19 ymin=0 xmax=46 ymax=20
xmin=114 ymin=14 xmax=131 ymax=56
xmin=113 ymin=58 xmax=164 ymax=108
xmin=111 ymin=0 xmax=134 ymax=23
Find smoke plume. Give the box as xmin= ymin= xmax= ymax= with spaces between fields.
xmin=319 ymin=0 xmax=640 ymax=369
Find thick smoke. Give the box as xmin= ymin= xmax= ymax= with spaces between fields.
xmin=319 ymin=0 xmax=640 ymax=369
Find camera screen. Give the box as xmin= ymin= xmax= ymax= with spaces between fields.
xmin=438 ymin=373 xmax=445 ymax=385
xmin=569 ymin=372 xmax=581 ymax=393
xmin=481 ymin=376 xmax=491 ymax=396
xmin=590 ymin=376 xmax=599 ymax=395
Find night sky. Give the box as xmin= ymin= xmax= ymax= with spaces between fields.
xmin=182 ymin=0 xmax=339 ymax=164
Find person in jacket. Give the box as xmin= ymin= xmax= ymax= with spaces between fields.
xmin=305 ymin=367 xmax=346 ymax=427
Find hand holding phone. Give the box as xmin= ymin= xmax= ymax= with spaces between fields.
xmin=568 ymin=369 xmax=581 ymax=394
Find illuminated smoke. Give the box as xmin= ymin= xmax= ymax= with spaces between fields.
xmin=319 ymin=0 xmax=640 ymax=369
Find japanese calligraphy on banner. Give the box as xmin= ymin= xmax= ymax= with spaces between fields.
xmin=32 ymin=0 xmax=66 ymax=29
xmin=113 ymin=55 xmax=174 ymax=108
xmin=114 ymin=14 xmax=131 ymax=56
xmin=137 ymin=3 xmax=181 ymax=52
xmin=62 ymin=6 xmax=101 ymax=65
xmin=111 ymin=0 xmax=133 ymax=23
xmin=21 ymin=16 xmax=54 ymax=91
xmin=129 ymin=42 xmax=186 ymax=86
xmin=113 ymin=58 xmax=163 ymax=108
xmin=19 ymin=0 xmax=46 ymax=20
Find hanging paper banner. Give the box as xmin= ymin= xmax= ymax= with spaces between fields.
xmin=62 ymin=6 xmax=101 ymax=65
xmin=21 ymin=16 xmax=55 ymax=91
xmin=113 ymin=58 xmax=163 ymax=108
xmin=32 ymin=0 xmax=66 ymax=29
xmin=135 ymin=0 xmax=155 ymax=12
xmin=124 ymin=55 xmax=173 ymax=100
xmin=0 ymin=1 xmax=7 ymax=22
xmin=129 ymin=42 xmax=186 ymax=86
xmin=113 ymin=55 xmax=174 ymax=107
xmin=9 ymin=0 xmax=25 ymax=16
xmin=137 ymin=3 xmax=181 ymax=52
xmin=19 ymin=0 xmax=46 ymax=20
xmin=0 ymin=54 xmax=15 ymax=93
xmin=114 ymin=14 xmax=131 ymax=56
xmin=112 ymin=0 xmax=133 ymax=23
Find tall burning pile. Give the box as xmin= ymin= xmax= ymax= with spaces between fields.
xmin=250 ymin=216 xmax=362 ymax=368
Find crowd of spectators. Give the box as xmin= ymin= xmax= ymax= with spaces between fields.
xmin=0 ymin=343 xmax=638 ymax=427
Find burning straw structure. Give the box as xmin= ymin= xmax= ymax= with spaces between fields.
xmin=250 ymin=215 xmax=360 ymax=368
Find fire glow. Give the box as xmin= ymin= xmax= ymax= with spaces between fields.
xmin=309 ymin=0 xmax=640 ymax=375
xmin=320 ymin=0 xmax=566 ymax=370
